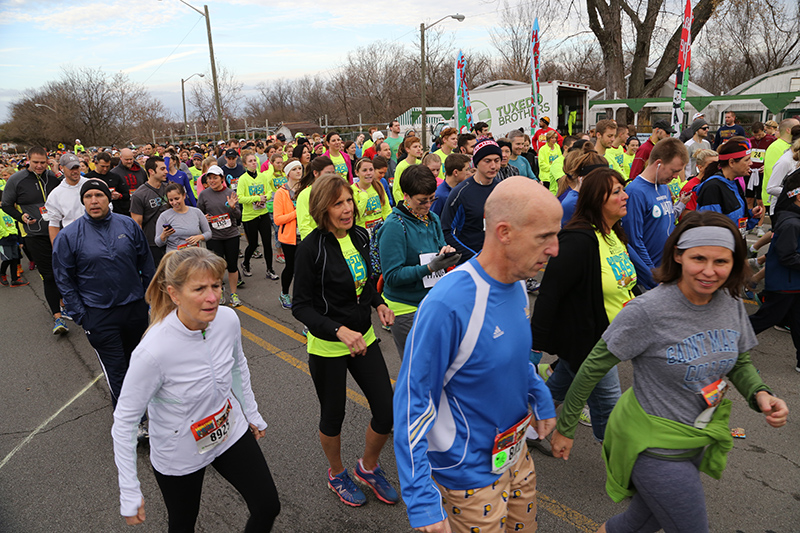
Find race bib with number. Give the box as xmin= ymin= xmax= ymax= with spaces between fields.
xmin=209 ymin=213 xmax=231 ymax=230
xmin=190 ymin=399 xmax=233 ymax=454
xmin=491 ymin=412 xmax=532 ymax=474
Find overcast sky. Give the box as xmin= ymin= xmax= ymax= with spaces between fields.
xmin=0 ymin=0 xmax=537 ymax=123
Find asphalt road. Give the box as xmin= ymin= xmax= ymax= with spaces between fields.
xmin=1 ymin=247 xmax=798 ymax=532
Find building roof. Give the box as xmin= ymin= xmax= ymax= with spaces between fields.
xmin=726 ymin=64 xmax=800 ymax=95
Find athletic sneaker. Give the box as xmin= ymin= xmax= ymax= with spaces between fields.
xmin=301 ymin=326 xmax=308 ymax=337
xmin=526 ymin=278 xmax=541 ymax=293
xmin=137 ymin=421 xmax=149 ymax=445
xmin=10 ymin=278 xmax=29 ymax=287
xmin=237 ymin=278 xmax=245 ymax=288
xmin=579 ymin=405 xmax=592 ymax=427
xmin=327 ymin=468 xmax=366 ymax=507
xmin=266 ymin=269 xmax=279 ymax=280
xmin=60 ymin=305 xmax=73 ymax=321
xmin=276 ymin=252 xmax=285 ymax=264
xmin=252 ymin=249 xmax=263 ymax=259
xmin=241 ymin=263 xmax=253 ymax=277
xmin=16 ymin=264 xmax=23 ymax=276
xmin=279 ymin=293 xmax=292 ymax=309
xmin=52 ymin=317 xmax=69 ymax=335
xmin=747 ymin=258 xmax=761 ymax=273
xmin=29 ymin=260 xmax=35 ymax=270
xmin=774 ymin=325 xmax=791 ymax=333
xmin=354 ymin=459 xmax=399 ymax=504
xmin=796 ymin=366 xmax=800 ymax=373
xmin=229 ymin=293 xmax=242 ymax=307
xmin=756 ymin=227 xmax=766 ymax=237
xmin=0 ymin=275 xmax=8 ymax=286
xmin=537 ymin=363 xmax=552 ymax=382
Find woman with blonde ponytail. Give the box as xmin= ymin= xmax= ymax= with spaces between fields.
xmin=112 ymin=247 xmax=280 ymax=531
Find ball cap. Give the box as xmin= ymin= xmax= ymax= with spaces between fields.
xmin=59 ymin=153 xmax=81 ymax=169
xmin=225 ymin=148 xmax=238 ymax=159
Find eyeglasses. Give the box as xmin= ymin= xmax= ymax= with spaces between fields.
xmin=412 ymin=196 xmax=437 ymax=205
xmin=699 ymin=127 xmax=709 ymax=130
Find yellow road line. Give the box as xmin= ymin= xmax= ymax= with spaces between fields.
xmin=239 ymin=305 xmax=308 ymax=344
xmin=239 ymin=309 xmax=600 ymax=529
xmin=538 ymin=493 xmax=601 ymax=532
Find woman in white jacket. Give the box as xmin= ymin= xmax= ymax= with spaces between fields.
xmin=111 ymin=247 xmax=280 ymax=531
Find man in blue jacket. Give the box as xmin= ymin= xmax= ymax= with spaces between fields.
xmin=53 ymin=179 xmax=154 ymax=421
xmin=621 ymin=138 xmax=688 ymax=290
xmin=394 ymin=177 xmax=559 ymax=533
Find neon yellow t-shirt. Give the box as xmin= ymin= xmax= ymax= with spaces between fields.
xmin=330 ymin=152 xmax=349 ymax=181
xmin=393 ymin=158 xmax=422 ymax=204
xmin=352 ymin=183 xmax=391 ymax=233
xmin=667 ymin=177 xmax=686 ymax=203
xmin=606 ymin=146 xmax=625 ymax=170
xmin=603 ymin=151 xmax=625 ymax=175
xmin=596 ymin=229 xmax=636 ymax=322
xmin=538 ymin=144 xmax=562 ymax=185
xmin=384 ymin=296 xmax=417 ymax=316
xmin=622 ymin=153 xmax=635 ymax=180
xmin=296 ymin=186 xmax=316 ymax=240
xmin=548 ymin=155 xmax=564 ymax=195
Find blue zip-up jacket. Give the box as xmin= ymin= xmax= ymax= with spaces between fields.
xmin=52 ymin=211 xmax=155 ymax=326
xmin=440 ymin=176 xmax=499 ymax=264
xmin=377 ymin=204 xmax=447 ymax=307
xmin=765 ymin=207 xmax=800 ymax=292
xmin=620 ymin=177 xmax=674 ymax=289
xmin=394 ymin=258 xmax=556 ymax=529
xmin=695 ymin=174 xmax=758 ymax=230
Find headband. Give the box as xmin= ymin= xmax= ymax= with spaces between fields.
xmin=577 ymin=163 xmax=608 ymax=176
xmin=787 ymin=187 xmax=800 ymax=198
xmin=283 ymin=160 xmax=302 ymax=175
xmin=718 ymin=148 xmax=751 ymax=161
xmin=677 ymin=226 xmax=737 ymax=252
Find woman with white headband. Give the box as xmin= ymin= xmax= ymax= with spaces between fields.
xmin=695 ymin=137 xmax=763 ymax=233
xmin=549 ymin=211 xmax=788 ymax=533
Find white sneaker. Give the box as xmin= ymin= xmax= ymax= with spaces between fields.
xmin=579 ymin=405 xmax=592 ymax=426
xmin=756 ymin=227 xmax=766 ymax=237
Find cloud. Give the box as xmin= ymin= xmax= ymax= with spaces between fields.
xmin=121 ymin=50 xmax=200 ymax=73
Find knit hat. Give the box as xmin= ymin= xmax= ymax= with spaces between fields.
xmin=472 ymin=138 xmax=503 ymax=166
xmin=691 ymin=118 xmax=709 ymax=134
xmin=80 ymin=179 xmax=112 ymax=204
xmin=372 ymin=131 xmax=385 ymax=142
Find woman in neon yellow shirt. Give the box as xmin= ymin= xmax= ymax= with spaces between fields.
xmin=291 ymin=174 xmax=398 ymax=507
xmin=352 ymin=158 xmax=392 ymax=279
xmin=238 ymin=150 xmax=278 ymax=280
xmin=538 ymin=130 xmax=563 ymax=188
xmin=392 ymin=136 xmax=423 ymax=204
xmin=323 ymin=132 xmax=352 ymax=183
xmin=296 ymin=156 xmax=335 ymax=241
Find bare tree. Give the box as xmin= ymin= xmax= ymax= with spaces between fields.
xmin=188 ymin=63 xmax=243 ymax=128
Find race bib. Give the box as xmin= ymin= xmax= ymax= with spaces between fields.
xmin=738 ymin=217 xmax=748 ymax=239
xmin=491 ymin=412 xmax=531 ymax=474
xmin=190 ymin=399 xmax=233 ymax=454
xmin=209 ymin=214 xmax=231 ymax=230
xmin=420 ymin=253 xmax=446 ymax=289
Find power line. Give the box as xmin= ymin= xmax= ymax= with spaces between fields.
xmin=141 ymin=14 xmax=204 ymax=85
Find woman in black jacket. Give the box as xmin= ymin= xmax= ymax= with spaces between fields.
xmin=531 ymin=167 xmax=634 ymax=443
xmin=292 ymin=174 xmax=398 ymax=508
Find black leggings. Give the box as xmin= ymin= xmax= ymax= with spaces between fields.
xmin=308 ymin=341 xmax=394 ymax=437
xmin=280 ymin=243 xmax=296 ymax=294
xmin=24 ymin=235 xmax=61 ymax=315
xmin=1 ymin=259 xmax=20 ymax=280
xmin=207 ymin=236 xmax=240 ymax=273
xmin=243 ymin=215 xmax=273 ymax=270
xmin=152 ymin=430 xmax=280 ymax=533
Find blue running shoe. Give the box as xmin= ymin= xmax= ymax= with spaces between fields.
xmin=354 ymin=459 xmax=399 ymax=504
xmin=327 ymin=468 xmax=366 ymax=507
xmin=53 ymin=317 xmax=69 ymax=335
xmin=60 ymin=305 xmax=73 ymax=321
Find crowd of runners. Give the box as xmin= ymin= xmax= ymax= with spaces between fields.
xmin=0 ymin=112 xmax=794 ymax=532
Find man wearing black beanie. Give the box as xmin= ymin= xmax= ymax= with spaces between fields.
xmin=53 ymin=178 xmax=155 ymax=440
xmin=440 ymin=138 xmax=504 ymax=264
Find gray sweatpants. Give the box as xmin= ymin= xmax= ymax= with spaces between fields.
xmin=391 ymin=312 xmax=416 ymax=360
xmin=606 ymin=452 xmax=708 ymax=533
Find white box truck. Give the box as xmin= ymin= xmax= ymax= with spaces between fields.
xmin=435 ymin=79 xmax=591 ymax=138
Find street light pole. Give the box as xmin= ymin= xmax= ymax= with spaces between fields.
xmin=419 ymin=14 xmax=465 ymax=149
xmin=168 ymin=0 xmax=225 ymax=140
xmin=34 ymin=103 xmax=57 ymax=113
xmin=181 ymin=73 xmax=204 ymax=135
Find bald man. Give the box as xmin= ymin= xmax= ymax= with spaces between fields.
xmin=110 ymin=148 xmax=147 ymax=211
xmin=394 ymin=177 xmax=561 ymax=533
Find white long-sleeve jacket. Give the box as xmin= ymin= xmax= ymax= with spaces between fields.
xmin=111 ymin=306 xmax=266 ymax=517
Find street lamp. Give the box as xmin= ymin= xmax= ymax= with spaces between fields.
xmin=34 ymin=103 xmax=57 ymax=113
xmin=182 ymin=73 xmax=205 ymax=135
xmin=162 ymin=0 xmax=225 ymax=140
xmin=420 ymin=13 xmax=465 ymax=149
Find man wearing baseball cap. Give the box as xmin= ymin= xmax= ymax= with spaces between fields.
xmin=440 ymin=138 xmax=503 ymax=264
xmin=45 ymin=153 xmax=89 ymax=243
xmin=53 ymin=179 xmax=153 ymax=440
xmin=629 ymin=119 xmax=674 ymax=179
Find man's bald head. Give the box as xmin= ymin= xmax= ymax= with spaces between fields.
xmin=482 ymin=177 xmax=562 ymax=283
xmin=780 ymin=118 xmax=800 ymax=138
xmin=485 ymin=177 xmax=561 ymax=231
xmin=120 ymin=148 xmax=134 ymax=168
